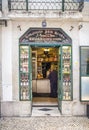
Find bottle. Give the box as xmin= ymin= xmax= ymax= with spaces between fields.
xmin=22 ymin=90 xmax=26 ymax=100
xmin=21 ymin=81 xmax=23 ymax=86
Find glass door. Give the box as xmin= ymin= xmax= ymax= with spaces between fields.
xmin=29 ymin=46 xmax=32 ymax=100
xmin=58 ymin=47 xmax=62 ymax=113
xmin=62 ymin=46 xmax=72 ymax=101
xmin=58 ymin=45 xmax=72 ymax=113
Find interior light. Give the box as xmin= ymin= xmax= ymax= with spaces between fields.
xmin=44 ymin=48 xmax=49 ymax=55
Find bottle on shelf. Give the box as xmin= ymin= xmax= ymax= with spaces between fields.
xmin=22 ymin=90 xmax=26 ymax=100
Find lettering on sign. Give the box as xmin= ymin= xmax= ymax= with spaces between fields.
xmin=19 ymin=28 xmax=72 ymax=44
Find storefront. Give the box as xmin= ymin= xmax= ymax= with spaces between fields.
xmin=19 ymin=28 xmax=72 ymax=113
xmin=0 ymin=0 xmax=89 ymax=117
xmin=1 ymin=20 xmax=89 ymax=117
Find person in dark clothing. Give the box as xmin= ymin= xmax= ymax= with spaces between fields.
xmin=48 ymin=66 xmax=58 ymax=98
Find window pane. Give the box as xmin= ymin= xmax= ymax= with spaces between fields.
xmin=80 ymin=46 xmax=89 ymax=102
xmin=81 ymin=47 xmax=89 ymax=75
xmin=62 ymin=46 xmax=72 ymax=100
xmin=81 ymin=77 xmax=89 ymax=101
xmin=19 ymin=46 xmax=30 ymax=100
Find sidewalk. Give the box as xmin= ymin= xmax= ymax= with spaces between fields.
xmin=1 ymin=116 xmax=89 ymax=130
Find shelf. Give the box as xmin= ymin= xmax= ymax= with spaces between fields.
xmin=63 ymin=72 xmax=70 ymax=75
xmin=37 ymin=60 xmax=58 ymax=62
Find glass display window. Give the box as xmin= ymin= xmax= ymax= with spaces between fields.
xmin=62 ymin=46 xmax=72 ymax=100
xmin=19 ymin=45 xmax=72 ymax=101
xmin=19 ymin=45 xmax=30 ymax=100
xmin=80 ymin=46 xmax=89 ymax=102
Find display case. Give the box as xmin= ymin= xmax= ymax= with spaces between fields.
xmin=62 ymin=46 xmax=72 ymax=100
xmin=19 ymin=45 xmax=30 ymax=100
xmin=32 ymin=51 xmax=37 ymax=79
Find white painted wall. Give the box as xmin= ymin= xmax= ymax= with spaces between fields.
xmin=79 ymin=22 xmax=89 ymax=46
xmin=2 ymin=21 xmax=13 ymax=101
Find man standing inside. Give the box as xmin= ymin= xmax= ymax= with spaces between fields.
xmin=48 ymin=66 xmax=58 ymax=98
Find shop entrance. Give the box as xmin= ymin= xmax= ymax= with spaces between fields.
xmin=19 ymin=28 xmax=72 ymax=114
xmin=32 ymin=47 xmax=59 ymax=107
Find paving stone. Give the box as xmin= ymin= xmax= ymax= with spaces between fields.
xmin=1 ymin=117 xmax=89 ymax=130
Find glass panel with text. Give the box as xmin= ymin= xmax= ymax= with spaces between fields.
xmin=62 ymin=46 xmax=72 ymax=100
xmin=19 ymin=45 xmax=30 ymax=100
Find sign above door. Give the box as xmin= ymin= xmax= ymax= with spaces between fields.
xmin=19 ymin=28 xmax=72 ymax=45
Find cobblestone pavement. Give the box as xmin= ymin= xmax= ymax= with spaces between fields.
xmin=1 ymin=116 xmax=89 ymax=130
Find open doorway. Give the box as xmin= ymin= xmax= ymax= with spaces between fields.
xmin=19 ymin=28 xmax=72 ymax=115
xmin=32 ymin=47 xmax=59 ymax=106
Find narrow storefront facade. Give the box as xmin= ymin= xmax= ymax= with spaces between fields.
xmin=0 ymin=0 xmax=89 ymax=116
xmin=19 ymin=28 xmax=72 ymax=114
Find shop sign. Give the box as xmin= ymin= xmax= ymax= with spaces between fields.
xmin=19 ymin=28 xmax=72 ymax=44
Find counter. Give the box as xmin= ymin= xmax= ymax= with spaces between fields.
xmin=32 ymin=79 xmax=50 ymax=93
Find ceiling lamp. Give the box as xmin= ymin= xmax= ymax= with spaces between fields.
xmin=44 ymin=48 xmax=49 ymax=55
